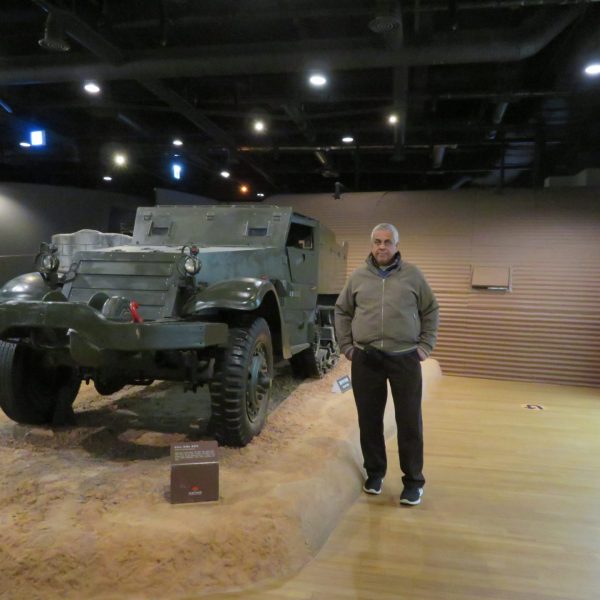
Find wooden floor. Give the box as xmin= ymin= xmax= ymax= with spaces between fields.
xmin=205 ymin=375 xmax=600 ymax=600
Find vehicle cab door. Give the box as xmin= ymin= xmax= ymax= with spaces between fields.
xmin=284 ymin=218 xmax=319 ymax=347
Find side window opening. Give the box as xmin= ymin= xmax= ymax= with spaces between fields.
xmin=247 ymin=226 xmax=269 ymax=237
xmin=244 ymin=221 xmax=271 ymax=237
xmin=286 ymin=223 xmax=314 ymax=250
xmin=148 ymin=216 xmax=171 ymax=237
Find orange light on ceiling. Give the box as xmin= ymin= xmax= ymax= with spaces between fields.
xmin=239 ymin=184 xmax=249 ymax=194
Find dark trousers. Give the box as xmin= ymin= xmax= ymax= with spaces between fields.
xmin=351 ymin=348 xmax=425 ymax=489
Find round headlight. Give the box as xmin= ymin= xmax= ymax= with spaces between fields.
xmin=41 ymin=254 xmax=60 ymax=273
xmin=183 ymin=255 xmax=201 ymax=275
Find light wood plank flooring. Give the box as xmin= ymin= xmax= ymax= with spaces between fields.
xmin=205 ymin=375 xmax=600 ymax=600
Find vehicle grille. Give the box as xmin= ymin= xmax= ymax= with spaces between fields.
xmin=65 ymin=255 xmax=179 ymax=321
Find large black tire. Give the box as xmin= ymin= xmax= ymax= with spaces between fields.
xmin=0 ymin=340 xmax=81 ymax=425
xmin=209 ymin=317 xmax=273 ymax=447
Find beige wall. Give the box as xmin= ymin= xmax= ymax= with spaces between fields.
xmin=268 ymin=188 xmax=600 ymax=387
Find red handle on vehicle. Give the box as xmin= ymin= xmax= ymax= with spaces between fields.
xmin=129 ymin=301 xmax=144 ymax=323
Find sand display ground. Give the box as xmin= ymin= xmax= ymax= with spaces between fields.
xmin=0 ymin=359 xmax=440 ymax=600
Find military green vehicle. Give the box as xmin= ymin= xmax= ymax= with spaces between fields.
xmin=0 ymin=205 xmax=347 ymax=446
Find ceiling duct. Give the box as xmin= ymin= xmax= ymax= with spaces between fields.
xmin=315 ymin=150 xmax=339 ymax=178
xmin=369 ymin=0 xmax=402 ymax=33
xmin=368 ymin=16 xmax=402 ymax=33
xmin=0 ymin=8 xmax=581 ymax=85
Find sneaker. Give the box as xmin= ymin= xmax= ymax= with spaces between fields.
xmin=362 ymin=476 xmax=384 ymax=495
xmin=400 ymin=487 xmax=423 ymax=505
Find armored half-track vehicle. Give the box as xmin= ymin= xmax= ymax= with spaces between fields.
xmin=0 ymin=205 xmax=347 ymax=446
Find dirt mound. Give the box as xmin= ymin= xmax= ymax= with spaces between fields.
xmin=0 ymin=361 xmax=364 ymax=599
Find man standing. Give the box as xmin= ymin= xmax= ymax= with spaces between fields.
xmin=334 ymin=223 xmax=439 ymax=506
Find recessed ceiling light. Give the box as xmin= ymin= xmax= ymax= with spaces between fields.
xmin=19 ymin=141 xmax=31 ymax=148
xmin=253 ymin=119 xmax=266 ymax=133
xmin=342 ymin=136 xmax=354 ymax=144
xmin=388 ymin=113 xmax=399 ymax=125
xmin=113 ymin=152 xmax=127 ymax=167
xmin=172 ymin=138 xmax=183 ymax=146
xmin=103 ymin=175 xmax=112 ymax=181
xmin=220 ymin=170 xmax=230 ymax=178
xmin=309 ymin=73 xmax=327 ymax=87
xmin=584 ymin=63 xmax=600 ymax=76
xmin=84 ymin=82 xmax=101 ymax=94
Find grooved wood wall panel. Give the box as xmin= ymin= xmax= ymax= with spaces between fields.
xmin=269 ymin=189 xmax=600 ymax=387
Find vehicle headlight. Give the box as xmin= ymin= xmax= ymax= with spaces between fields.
xmin=183 ymin=255 xmax=201 ymax=275
xmin=41 ymin=254 xmax=60 ymax=273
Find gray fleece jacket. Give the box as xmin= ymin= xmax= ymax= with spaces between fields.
xmin=334 ymin=254 xmax=440 ymax=357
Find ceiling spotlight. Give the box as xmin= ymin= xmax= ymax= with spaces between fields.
xmin=253 ymin=119 xmax=266 ymax=133
xmin=309 ymin=73 xmax=328 ymax=87
xmin=38 ymin=12 xmax=70 ymax=52
xmin=113 ymin=153 xmax=127 ymax=167
xmin=388 ymin=113 xmax=399 ymax=125
xmin=84 ymin=82 xmax=101 ymax=94
xmin=584 ymin=63 xmax=600 ymax=76
xmin=19 ymin=141 xmax=31 ymax=148
xmin=342 ymin=136 xmax=354 ymax=144
xmin=257 ymin=192 xmax=265 ymax=198
xmin=220 ymin=170 xmax=231 ymax=179
xmin=239 ymin=184 xmax=249 ymax=194
xmin=103 ymin=176 xmax=112 ymax=181
xmin=172 ymin=138 xmax=183 ymax=146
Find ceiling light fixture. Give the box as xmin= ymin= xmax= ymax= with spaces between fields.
xmin=239 ymin=184 xmax=249 ymax=194
xmin=84 ymin=82 xmax=101 ymax=94
xmin=172 ymin=138 xmax=183 ymax=146
xmin=38 ymin=12 xmax=71 ymax=52
xmin=220 ymin=170 xmax=230 ymax=179
xmin=342 ymin=136 xmax=354 ymax=144
xmin=19 ymin=141 xmax=31 ymax=148
xmin=253 ymin=119 xmax=266 ymax=133
xmin=113 ymin=153 xmax=127 ymax=167
xmin=584 ymin=63 xmax=600 ymax=76
xmin=257 ymin=192 xmax=265 ymax=198
xmin=388 ymin=114 xmax=399 ymax=125
xmin=103 ymin=176 xmax=112 ymax=181
xmin=309 ymin=73 xmax=328 ymax=87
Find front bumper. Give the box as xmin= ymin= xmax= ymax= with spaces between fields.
xmin=0 ymin=300 xmax=228 ymax=362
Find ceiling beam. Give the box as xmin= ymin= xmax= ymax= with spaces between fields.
xmin=28 ymin=2 xmax=279 ymax=189
xmin=1 ymin=8 xmax=581 ymax=84
xmin=139 ymin=80 xmax=279 ymax=189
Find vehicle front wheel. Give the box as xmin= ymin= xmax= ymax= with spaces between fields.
xmin=209 ymin=317 xmax=273 ymax=447
xmin=0 ymin=340 xmax=81 ymax=425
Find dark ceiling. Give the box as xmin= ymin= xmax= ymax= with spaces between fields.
xmin=1 ymin=0 xmax=600 ymax=201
